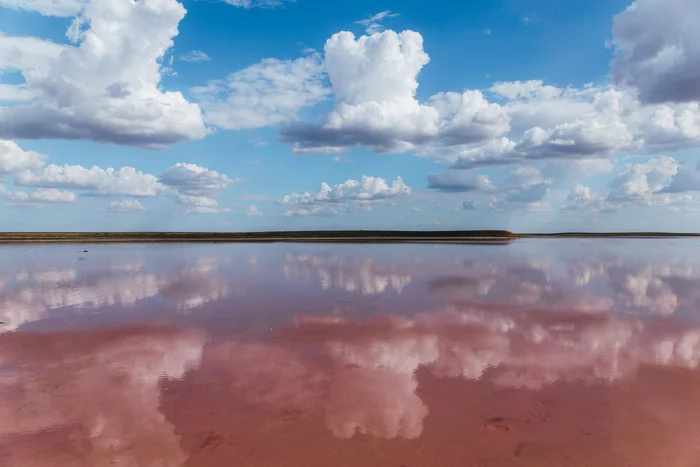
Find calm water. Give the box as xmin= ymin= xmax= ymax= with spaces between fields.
xmin=2 ymin=239 xmax=700 ymax=466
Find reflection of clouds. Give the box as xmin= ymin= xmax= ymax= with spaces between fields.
xmin=321 ymin=318 xmax=436 ymax=439
xmin=283 ymin=253 xmax=411 ymax=295
xmin=111 ymin=259 xmax=146 ymax=272
xmin=32 ymin=268 xmax=77 ymax=286
xmin=0 ymin=257 xmax=231 ymax=333
xmin=0 ymin=326 xmax=205 ymax=467
xmin=207 ymin=341 xmax=327 ymax=411
xmin=160 ymin=258 xmax=229 ymax=312
xmin=282 ymin=306 xmax=700 ymax=439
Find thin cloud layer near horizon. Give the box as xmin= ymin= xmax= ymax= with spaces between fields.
xmin=0 ymin=0 xmax=698 ymax=232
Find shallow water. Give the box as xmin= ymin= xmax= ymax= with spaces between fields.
xmin=2 ymin=239 xmax=700 ymax=466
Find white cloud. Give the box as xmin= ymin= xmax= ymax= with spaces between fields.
xmin=611 ymin=0 xmax=700 ymax=104
xmin=0 ymin=0 xmax=205 ymax=147
xmin=176 ymin=193 xmax=231 ymax=215
xmin=0 ymin=140 xmax=45 ymax=173
xmin=221 ymin=0 xmax=293 ymax=8
xmin=293 ymin=145 xmax=346 ymax=155
xmin=639 ymin=102 xmax=700 ymax=151
xmin=110 ymin=199 xmax=145 ymax=212
xmin=16 ymin=164 xmax=165 ymax=197
xmin=0 ymin=0 xmax=82 ymax=17
xmin=355 ymin=10 xmax=399 ymax=35
xmin=245 ymin=205 xmax=262 ymax=216
xmin=449 ymin=90 xmax=638 ymax=169
xmin=159 ymin=163 xmax=240 ymax=196
xmin=193 ymin=54 xmax=329 ymax=130
xmin=564 ymin=184 xmax=620 ymax=212
xmin=283 ymin=31 xmax=509 ymax=153
xmin=607 ymin=156 xmax=691 ymax=206
xmin=282 ymin=176 xmax=411 ymax=206
xmin=5 ymin=187 xmax=77 ymax=205
xmin=180 ymin=50 xmax=211 ymax=63
xmin=489 ymin=80 xmax=603 ymax=136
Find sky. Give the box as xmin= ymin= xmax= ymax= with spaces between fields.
xmin=0 ymin=0 xmax=699 ymax=232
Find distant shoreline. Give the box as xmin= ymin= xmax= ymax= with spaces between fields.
xmin=1 ymin=230 xmax=700 ymax=244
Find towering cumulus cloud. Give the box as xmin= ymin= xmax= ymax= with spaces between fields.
xmin=0 ymin=0 xmax=205 ymax=147
xmin=282 ymin=30 xmax=509 ymax=154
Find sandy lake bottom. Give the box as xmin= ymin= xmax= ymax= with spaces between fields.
xmin=2 ymin=239 xmax=700 ymax=466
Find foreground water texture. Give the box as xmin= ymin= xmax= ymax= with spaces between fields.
xmin=2 ymin=240 xmax=700 ymax=466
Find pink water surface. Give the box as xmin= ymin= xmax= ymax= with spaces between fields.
xmin=2 ymin=240 xmax=700 ymax=466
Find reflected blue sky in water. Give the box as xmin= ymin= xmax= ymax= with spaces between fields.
xmin=2 ymin=240 xmax=700 ymax=465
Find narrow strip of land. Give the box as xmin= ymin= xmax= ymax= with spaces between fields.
xmin=0 ymin=230 xmax=516 ymax=244
xmin=1 ymin=231 xmax=700 ymax=244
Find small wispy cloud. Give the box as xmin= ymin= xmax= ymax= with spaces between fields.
xmin=461 ymin=200 xmax=477 ymax=211
xmin=180 ymin=50 xmax=211 ymax=63
xmin=245 ymin=205 xmax=263 ymax=216
xmin=356 ymin=10 xmax=399 ymax=35
xmin=484 ymin=29 xmax=492 ymax=35
xmin=522 ymin=14 xmax=539 ymax=24
xmin=222 ymin=0 xmax=294 ymax=8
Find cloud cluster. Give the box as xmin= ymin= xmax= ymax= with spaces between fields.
xmin=3 ymin=141 xmax=238 ymax=213
xmin=0 ymin=0 xmax=205 ymax=147
xmin=160 ymin=163 xmax=240 ymax=214
xmin=282 ymin=31 xmax=509 ymax=154
xmin=281 ymin=175 xmax=410 ymax=216
xmin=110 ymin=199 xmax=145 ymax=212
xmin=16 ymin=164 xmax=165 ymax=197
xmin=0 ymin=140 xmax=46 ymax=174
xmin=567 ymin=155 xmax=700 ymax=212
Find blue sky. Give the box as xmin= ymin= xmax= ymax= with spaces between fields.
xmin=0 ymin=0 xmax=699 ymax=232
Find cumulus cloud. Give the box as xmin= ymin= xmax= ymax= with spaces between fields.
xmin=607 ymin=156 xmax=691 ymax=206
xmin=176 ymin=194 xmax=231 ymax=215
xmin=640 ymin=102 xmax=700 ymax=151
xmin=565 ymin=184 xmax=620 ymax=212
xmin=245 ymin=204 xmax=262 ymax=216
xmin=488 ymin=80 xmax=602 ymax=136
xmin=450 ymin=90 xmax=638 ymax=169
xmin=0 ymin=140 xmax=45 ymax=173
xmin=193 ymin=54 xmax=329 ymax=130
xmin=282 ymin=176 xmax=411 ymax=212
xmin=16 ymin=164 xmax=165 ymax=197
xmin=0 ymin=0 xmax=82 ymax=16
xmin=180 ymin=50 xmax=211 ymax=63
xmin=0 ymin=0 xmax=206 ymax=147
xmin=611 ymin=0 xmax=700 ymax=104
xmin=282 ymin=31 xmax=508 ymax=153
xmin=355 ymin=10 xmax=399 ymax=35
xmin=6 ymin=188 xmax=76 ymax=205
xmin=159 ymin=163 xmax=241 ymax=196
xmin=110 ymin=199 xmax=145 ymax=212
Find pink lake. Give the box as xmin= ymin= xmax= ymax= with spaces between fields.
xmin=2 ymin=239 xmax=700 ymax=466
